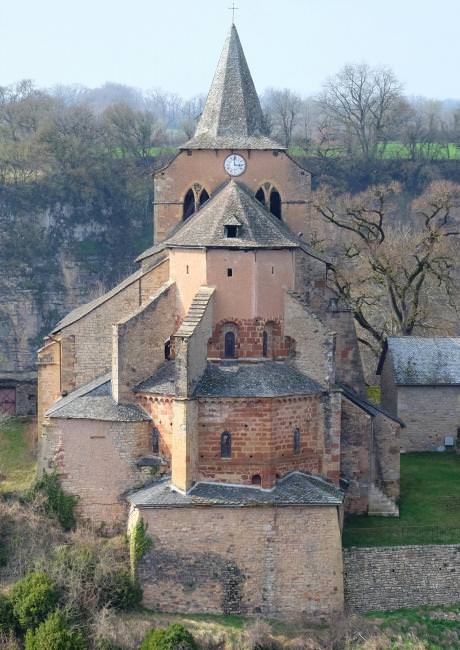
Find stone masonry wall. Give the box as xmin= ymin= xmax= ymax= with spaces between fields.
xmin=324 ymin=310 xmax=366 ymax=396
xmin=112 ymin=282 xmax=176 ymax=403
xmin=373 ymin=413 xmax=400 ymax=499
xmin=208 ymin=318 xmax=291 ymax=360
xmin=397 ymin=385 xmax=460 ymax=451
xmin=340 ymin=398 xmax=372 ymax=514
xmin=40 ymin=418 xmax=151 ymax=524
xmin=344 ymin=545 xmax=460 ymax=612
xmin=137 ymin=505 xmax=343 ymax=620
xmin=284 ymin=292 xmax=334 ymax=387
xmin=196 ymin=394 xmax=338 ymax=488
xmin=60 ymin=261 xmax=170 ymax=390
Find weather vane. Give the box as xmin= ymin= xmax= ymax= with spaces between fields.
xmin=228 ymin=2 xmax=238 ymax=23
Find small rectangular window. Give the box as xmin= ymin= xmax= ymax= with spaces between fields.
xmin=227 ymin=268 xmax=233 ymax=277
xmin=225 ymin=225 xmax=238 ymax=238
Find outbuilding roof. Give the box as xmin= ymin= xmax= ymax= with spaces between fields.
xmin=378 ymin=337 xmax=460 ymax=386
xmin=182 ymin=25 xmax=283 ymax=151
xmin=128 ymin=471 xmax=343 ymax=508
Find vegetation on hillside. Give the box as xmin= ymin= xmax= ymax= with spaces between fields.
xmin=0 ymin=417 xmax=36 ymax=494
xmin=343 ymin=452 xmax=460 ymax=547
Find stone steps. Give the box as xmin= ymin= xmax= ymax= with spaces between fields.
xmin=368 ymin=485 xmax=399 ymax=517
xmin=175 ymin=286 xmax=215 ymax=338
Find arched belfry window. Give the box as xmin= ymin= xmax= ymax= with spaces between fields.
xmin=255 ymin=187 xmax=265 ymax=205
xmin=293 ymin=427 xmax=301 ymax=455
xmin=183 ymin=188 xmax=195 ymax=220
xmin=221 ymin=431 xmax=232 ymax=458
xmin=199 ymin=189 xmax=209 ymax=206
xmin=270 ymin=188 xmax=282 ymax=219
xmin=224 ymin=331 xmax=236 ymax=358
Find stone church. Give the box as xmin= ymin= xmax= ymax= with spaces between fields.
xmin=37 ymin=25 xmax=401 ymax=619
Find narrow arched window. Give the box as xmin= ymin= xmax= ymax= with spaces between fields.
xmin=293 ymin=427 xmax=301 ymax=455
xmin=270 ymin=188 xmax=282 ymax=219
xmin=251 ymin=474 xmax=262 ymax=486
xmin=164 ymin=339 xmax=171 ymax=360
xmin=221 ymin=431 xmax=231 ymax=458
xmin=199 ymin=189 xmax=209 ymax=206
xmin=224 ymin=331 xmax=236 ymax=358
xmin=255 ymin=188 xmax=265 ymax=205
xmin=152 ymin=427 xmax=160 ymax=454
xmin=262 ymin=331 xmax=269 ymax=358
xmin=183 ymin=188 xmax=195 ymax=220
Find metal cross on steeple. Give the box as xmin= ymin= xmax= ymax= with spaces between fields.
xmin=228 ymin=2 xmax=238 ymax=23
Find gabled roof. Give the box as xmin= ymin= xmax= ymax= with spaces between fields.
xmin=46 ymin=373 xmax=150 ymax=422
xmin=182 ymin=25 xmax=283 ymax=151
xmin=145 ymin=181 xmax=323 ymax=254
xmin=339 ymin=384 xmax=405 ymax=427
xmin=378 ymin=337 xmax=460 ymax=386
xmin=128 ymin=471 xmax=343 ymax=508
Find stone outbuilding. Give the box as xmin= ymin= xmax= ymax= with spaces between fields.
xmin=378 ymin=337 xmax=460 ymax=451
xmin=0 ymin=370 xmax=37 ymax=416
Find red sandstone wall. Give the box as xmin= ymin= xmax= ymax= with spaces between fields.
xmin=196 ymin=394 xmax=337 ymax=488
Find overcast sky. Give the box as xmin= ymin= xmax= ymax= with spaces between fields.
xmin=1 ymin=0 xmax=458 ymax=99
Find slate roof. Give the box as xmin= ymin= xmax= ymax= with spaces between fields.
xmin=128 ymin=471 xmax=343 ymax=508
xmin=143 ymin=181 xmax=325 ymax=258
xmin=46 ymin=374 xmax=150 ymax=422
xmin=50 ymin=255 xmax=167 ymax=334
xmin=134 ymin=361 xmax=176 ymax=395
xmin=182 ymin=25 xmax=283 ymax=151
xmin=379 ymin=337 xmax=460 ymax=386
xmin=194 ymin=361 xmax=324 ymax=398
xmin=339 ymin=384 xmax=405 ymax=426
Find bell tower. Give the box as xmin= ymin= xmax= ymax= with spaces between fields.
xmin=151 ymin=24 xmax=312 ymax=245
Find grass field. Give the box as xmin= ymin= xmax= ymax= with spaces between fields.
xmin=368 ymin=603 xmax=460 ymax=650
xmin=343 ymin=452 xmax=460 ymax=547
xmin=289 ymin=141 xmax=460 ymax=160
xmin=0 ymin=417 xmax=36 ymax=493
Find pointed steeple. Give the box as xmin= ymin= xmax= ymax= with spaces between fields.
xmin=183 ymin=25 xmax=284 ymax=150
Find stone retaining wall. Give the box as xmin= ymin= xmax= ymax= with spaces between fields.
xmin=344 ymin=545 xmax=460 ymax=611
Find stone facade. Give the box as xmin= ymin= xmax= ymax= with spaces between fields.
xmin=135 ymin=505 xmax=344 ymax=620
xmin=344 ymin=545 xmax=460 ymax=612
xmin=39 ymin=418 xmax=151 ymax=523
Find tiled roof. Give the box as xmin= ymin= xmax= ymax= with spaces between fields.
xmin=134 ymin=361 xmax=176 ymax=395
xmin=382 ymin=337 xmax=460 ymax=385
xmin=182 ymin=25 xmax=283 ymax=151
xmin=51 ymin=255 xmax=167 ymax=333
xmin=128 ymin=471 xmax=343 ymax=508
xmin=339 ymin=384 xmax=405 ymax=426
xmin=46 ymin=374 xmax=150 ymax=422
xmin=159 ymin=181 xmax=311 ymax=250
xmin=194 ymin=361 xmax=323 ymax=398
xmin=135 ymin=360 xmax=323 ymax=399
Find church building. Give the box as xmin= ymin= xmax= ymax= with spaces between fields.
xmin=37 ymin=24 xmax=401 ymax=619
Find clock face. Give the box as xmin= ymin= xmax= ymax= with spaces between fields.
xmin=224 ymin=154 xmax=246 ymax=177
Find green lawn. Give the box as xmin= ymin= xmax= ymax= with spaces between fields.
xmin=368 ymin=603 xmax=460 ymax=650
xmin=0 ymin=417 xmax=36 ymax=493
xmin=343 ymin=452 xmax=460 ymax=547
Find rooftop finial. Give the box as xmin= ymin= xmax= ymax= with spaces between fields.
xmin=228 ymin=2 xmax=238 ymax=23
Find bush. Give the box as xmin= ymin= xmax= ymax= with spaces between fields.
xmin=10 ymin=570 xmax=59 ymax=630
xmin=102 ymin=570 xmax=142 ymax=610
xmin=27 ymin=472 xmax=78 ymax=531
xmin=140 ymin=623 xmax=198 ymax=650
xmin=0 ymin=594 xmax=15 ymax=634
xmin=24 ymin=611 xmax=86 ymax=650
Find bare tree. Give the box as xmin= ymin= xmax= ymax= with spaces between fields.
xmin=318 ymin=64 xmax=405 ymax=160
xmin=262 ymin=88 xmax=302 ymax=148
xmin=313 ymin=181 xmax=460 ymax=356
